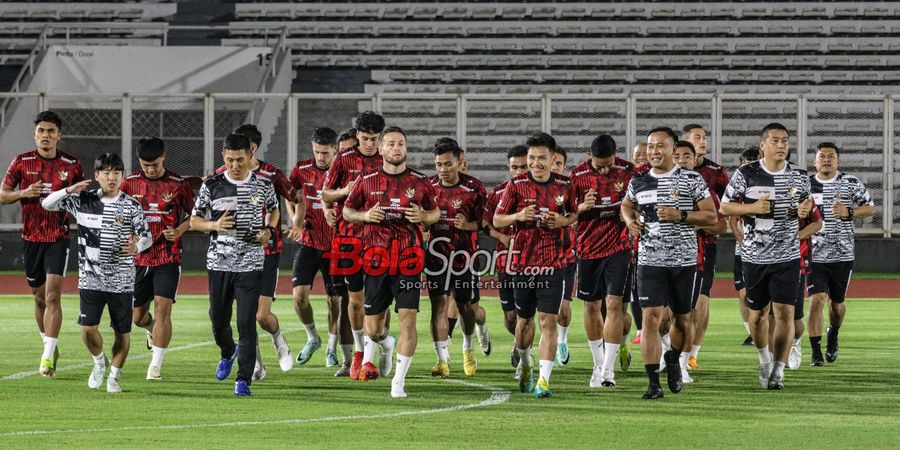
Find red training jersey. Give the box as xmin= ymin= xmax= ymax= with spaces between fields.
xmin=799 ymin=204 xmax=822 ymax=275
xmin=484 ymin=180 xmax=516 ymax=274
xmin=569 ymin=158 xmax=634 ymax=260
xmin=495 ymin=172 xmax=577 ymax=272
xmin=427 ymin=173 xmax=486 ymax=270
xmin=322 ymin=146 xmax=383 ymax=238
xmin=120 ymin=170 xmax=194 ymax=266
xmin=694 ymin=157 xmax=730 ymax=246
xmin=2 ymin=149 xmax=83 ymax=242
xmin=289 ymin=158 xmax=332 ymax=251
xmin=345 ymin=167 xmax=438 ymax=268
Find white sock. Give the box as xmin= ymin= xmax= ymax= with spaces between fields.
xmin=150 ymin=345 xmax=166 ymax=368
xmin=774 ymin=361 xmax=786 ymax=378
xmin=680 ymin=352 xmax=691 ymax=370
xmin=661 ymin=334 xmax=671 ymax=352
xmin=743 ymin=321 xmax=752 ymax=335
xmin=589 ymin=339 xmax=605 ymax=368
xmin=511 ymin=339 xmax=517 ymax=351
xmin=557 ymin=325 xmax=569 ymax=343
xmin=41 ymin=337 xmax=58 ymax=360
xmin=539 ymin=359 xmax=553 ymax=382
xmin=143 ymin=317 xmax=155 ymax=333
xmin=757 ymin=347 xmax=772 ymax=364
xmin=40 ymin=331 xmax=46 ymax=343
xmin=352 ymin=329 xmax=365 ymax=352
xmin=792 ymin=337 xmax=802 ymax=347
xmin=393 ymin=354 xmax=412 ymax=384
xmin=304 ymin=323 xmax=319 ymax=341
xmin=327 ymin=333 xmax=337 ymax=353
xmin=434 ymin=340 xmax=449 ymax=362
xmin=517 ymin=346 xmax=533 ymax=367
xmin=476 ymin=322 xmax=486 ymax=336
xmin=622 ymin=333 xmax=629 ymax=344
xmin=377 ymin=335 xmax=393 ymax=354
xmin=92 ymin=351 xmax=106 ymax=364
xmin=109 ymin=366 xmax=121 ymax=380
xmin=272 ymin=329 xmax=286 ymax=348
xmin=340 ymin=344 xmax=353 ymax=363
xmin=462 ymin=333 xmax=475 ymax=350
xmin=363 ymin=335 xmax=377 ymax=364
xmin=690 ymin=345 xmax=701 ymax=358
xmin=255 ymin=343 xmax=263 ymax=366
xmin=603 ymin=343 xmax=620 ymax=372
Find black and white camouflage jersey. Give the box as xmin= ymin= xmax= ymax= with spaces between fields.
xmin=722 ymin=161 xmax=811 ymax=265
xmin=625 ymin=166 xmax=710 ymax=267
xmin=192 ymin=171 xmax=277 ymax=272
xmin=810 ymin=172 xmax=874 ymax=263
xmin=44 ymin=189 xmax=151 ymax=293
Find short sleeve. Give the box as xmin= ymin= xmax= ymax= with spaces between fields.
xmin=178 ymin=180 xmax=195 ymax=218
xmin=344 ymin=175 xmax=365 ymax=210
xmin=625 ymin=179 xmax=638 ymax=204
xmin=2 ymin=157 xmax=21 ymax=189
xmin=264 ymin=181 xmax=278 ymax=212
xmin=419 ymin=180 xmax=438 ymax=211
xmin=495 ymin=183 xmax=518 ymax=216
xmin=322 ymin=156 xmax=344 ymax=190
xmin=692 ymin=175 xmax=711 ymax=203
xmin=273 ymin=170 xmax=298 ymax=202
xmin=852 ymin=179 xmax=874 ymax=207
xmin=722 ymin=170 xmax=747 ymax=204
xmin=192 ymin=182 xmax=211 ymax=217
xmin=131 ymin=203 xmax=151 ymax=241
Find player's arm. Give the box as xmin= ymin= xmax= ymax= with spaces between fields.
xmin=699 ymin=216 xmax=728 ymax=235
xmin=189 ymin=184 xmax=234 ymax=233
xmin=681 ymin=197 xmax=718 ymax=227
xmin=728 ymin=216 xmax=744 ymax=244
xmin=720 ymin=197 xmax=771 ymax=217
xmin=0 ymin=182 xmax=43 ymax=204
xmin=799 ymin=216 xmax=822 ymax=240
xmin=620 ymin=198 xmax=644 ymax=237
xmin=418 ymin=206 xmax=441 ymax=226
xmin=41 ymin=180 xmax=91 ymax=211
xmin=342 ymin=205 xmax=383 ymax=224
xmin=127 ymin=207 xmax=153 ymax=255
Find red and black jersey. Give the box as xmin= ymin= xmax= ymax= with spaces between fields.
xmin=484 ymin=180 xmax=515 ymax=273
xmin=2 ymin=149 xmax=83 ymax=242
xmin=345 ymin=167 xmax=438 ymax=265
xmin=798 ymin=204 xmax=822 ymax=275
xmin=289 ymin=158 xmax=332 ymax=251
xmin=427 ymin=173 xmax=486 ymax=269
xmin=694 ymin=158 xmax=730 ymax=246
xmin=569 ymin=158 xmax=634 ymax=260
xmin=120 ymin=170 xmax=194 ymax=266
xmin=323 ymin=146 xmax=383 ymax=238
xmin=495 ymin=172 xmax=577 ymax=272
xmin=216 ymin=160 xmax=296 ymax=255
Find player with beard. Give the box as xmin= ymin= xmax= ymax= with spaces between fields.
xmin=322 ymin=111 xmax=386 ymax=380
xmin=343 ymin=126 xmax=439 ymax=397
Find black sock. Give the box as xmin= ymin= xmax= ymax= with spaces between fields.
xmin=448 ymin=318 xmax=457 ymax=338
xmin=830 ymin=324 xmax=841 ymax=337
xmin=645 ymin=364 xmax=661 ymax=385
xmin=810 ymin=336 xmax=822 ymax=356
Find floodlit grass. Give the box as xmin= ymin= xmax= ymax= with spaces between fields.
xmin=0 ymin=295 xmax=898 ymax=448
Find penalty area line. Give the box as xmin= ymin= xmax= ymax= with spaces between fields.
xmin=0 ymin=378 xmax=510 ymax=437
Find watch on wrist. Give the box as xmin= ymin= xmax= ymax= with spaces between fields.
xmin=264 ymin=225 xmax=276 ymax=235
xmin=846 ymin=207 xmax=854 ymax=221
xmin=680 ymin=210 xmax=688 ymax=223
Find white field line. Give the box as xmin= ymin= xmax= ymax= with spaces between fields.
xmin=0 ymin=378 xmax=510 ymax=437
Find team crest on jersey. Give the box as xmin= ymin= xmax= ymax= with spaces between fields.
xmin=669 ymin=189 xmax=680 ymax=198
xmin=115 ymin=215 xmax=126 ymax=226
xmin=161 ymin=192 xmax=174 ymax=203
xmin=555 ymin=195 xmax=564 ymax=206
xmin=249 ymin=194 xmax=261 ymax=205
xmin=451 ymin=199 xmax=463 ymax=209
xmin=58 ymin=170 xmax=68 ymax=181
xmin=614 ymin=181 xmax=625 ymax=192
xmin=405 ymin=187 xmax=415 ymax=198
xmin=788 ymin=185 xmax=798 ymax=198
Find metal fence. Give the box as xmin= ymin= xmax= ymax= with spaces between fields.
xmin=0 ymin=92 xmax=896 ymax=236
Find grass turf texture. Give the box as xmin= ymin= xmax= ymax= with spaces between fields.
xmin=1 ymin=295 xmax=899 ymax=448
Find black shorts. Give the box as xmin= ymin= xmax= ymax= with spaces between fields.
xmin=734 ymin=254 xmax=745 ymax=291
xmin=336 ymin=242 xmax=365 ymax=292
xmin=23 ymin=240 xmax=70 ymax=288
xmin=427 ymin=269 xmax=479 ymax=304
xmin=742 ymin=259 xmax=801 ymax=311
xmin=513 ymin=270 xmax=565 ymax=319
xmin=636 ymin=265 xmax=698 ymax=315
xmin=563 ymin=263 xmax=576 ymax=300
xmin=133 ymin=263 xmax=180 ymax=307
xmin=769 ymin=273 xmax=806 ymax=321
xmin=78 ymin=289 xmax=133 ymax=333
xmin=807 ymin=261 xmax=853 ymax=304
xmin=623 ymin=260 xmax=637 ymax=304
xmin=364 ymin=272 xmax=422 ymax=315
xmin=260 ymin=253 xmax=280 ymax=298
xmin=498 ymin=271 xmax=516 ymax=311
xmin=291 ymin=245 xmax=346 ymax=296
xmin=576 ymin=250 xmax=630 ymax=302
xmin=699 ymin=243 xmax=717 ymax=296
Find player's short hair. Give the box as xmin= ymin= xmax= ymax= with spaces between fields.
xmin=312 ymin=127 xmax=338 ymax=146
xmin=681 ymin=124 xmax=705 ymax=136
xmin=526 ymin=132 xmax=556 ymax=151
xmin=34 ymin=110 xmax=62 ymax=130
xmin=816 ymin=141 xmax=840 ymax=157
xmin=378 ymin=126 xmax=406 ymax=141
xmin=355 ymin=111 xmax=386 ymax=135
xmin=552 ymin=146 xmax=567 ymax=163
xmin=591 ymin=134 xmax=617 ymax=158
xmin=338 ymin=128 xmax=357 ymax=144
xmin=233 ymin=124 xmax=262 ymax=146
xmin=507 ymin=144 xmax=528 ymax=159
xmin=137 ymin=137 xmax=165 ymax=161
xmin=223 ymin=133 xmax=251 ymax=152
xmin=432 ymin=137 xmax=463 ymax=158
xmin=648 ymin=126 xmax=678 ymax=145
xmin=675 ymin=140 xmax=696 ymax=155
xmin=760 ymin=122 xmax=789 ymax=139
xmin=95 ymin=152 xmax=124 ymax=172
xmin=741 ymin=146 xmax=760 ymax=162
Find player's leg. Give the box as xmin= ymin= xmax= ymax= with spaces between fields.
xmin=451 ymin=273 xmax=478 ymax=376
xmin=806 ymin=262 xmax=828 ymax=366
xmin=359 ymin=273 xmax=396 ymax=381
xmin=145 ymin=297 xmax=173 ymax=379
xmin=513 ymin=274 xmax=538 ymax=393
xmin=533 ymin=271 xmax=565 ymax=398
xmin=497 ymin=272 xmax=519 ymax=369
xmin=346 ymin=274 xmax=366 ymax=379
xmin=598 ymin=251 xmax=632 ymax=386
xmin=42 ymin=240 xmax=69 ymax=348
xmin=446 ymin=297 xmax=459 ymax=338
xmin=427 ymin=273 xmax=451 ymax=377
xmin=234 ymin=271 xmax=262 ymax=395
xmin=106 ymin=292 xmax=133 ymax=393
xmin=208 ymin=271 xmax=238 ymax=381
xmin=788 ymin=276 xmax=806 ymax=370
xmin=80 ymin=289 xmax=108 ymax=387
xmin=689 ymin=243 xmax=716 ymax=369
xmin=636 ymin=265 xmax=671 ymax=399
xmin=132 ymin=266 xmax=155 ymax=351
xmin=555 ymin=263 xmax=576 ymax=366
xmin=258 ymin=253 xmax=294 ymax=372
xmin=392 ymin=307 xmax=418 ymax=398
xmin=577 ymin=258 xmax=605 ymax=385
xmin=324 ymin=293 xmax=341 ymax=367
xmin=735 ymin=254 xmax=753 ymax=345
xmin=824 ymin=262 xmax=852 ymax=363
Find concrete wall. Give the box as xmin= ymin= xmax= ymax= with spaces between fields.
xmin=0 ymin=231 xmax=896 ymax=274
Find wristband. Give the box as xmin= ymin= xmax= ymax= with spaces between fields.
xmin=680 ymin=210 xmax=688 ymax=223
xmin=264 ymin=225 xmax=276 ymax=235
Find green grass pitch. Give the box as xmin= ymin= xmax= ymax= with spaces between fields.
xmin=1 ymin=295 xmax=899 ymax=448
